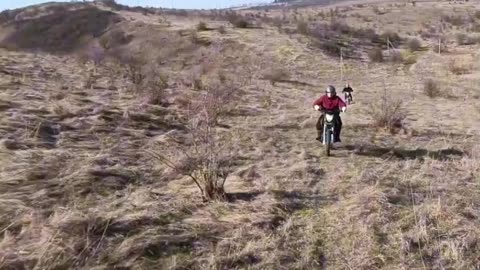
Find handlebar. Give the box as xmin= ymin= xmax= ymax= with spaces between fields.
xmin=320 ymin=109 xmax=341 ymax=114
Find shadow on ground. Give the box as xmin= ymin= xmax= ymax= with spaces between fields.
xmin=344 ymin=144 xmax=465 ymax=161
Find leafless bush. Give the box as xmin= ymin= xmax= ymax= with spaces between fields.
xmin=368 ymin=48 xmax=384 ymax=62
xmin=142 ymin=65 xmax=169 ymax=105
xmin=123 ymin=56 xmax=146 ymax=86
xmin=297 ymin=20 xmax=309 ymax=35
xmin=456 ymin=32 xmax=480 ymax=45
xmin=99 ymin=29 xmax=133 ymax=49
xmin=226 ymin=11 xmax=250 ymax=28
xmin=442 ymin=14 xmax=467 ymax=27
xmin=264 ymin=68 xmax=290 ymax=85
xmin=218 ymin=25 xmax=227 ymax=34
xmin=380 ymin=30 xmax=402 ymax=46
xmin=475 ymin=10 xmax=480 ymax=19
xmin=150 ymin=76 xmax=240 ymax=201
xmin=424 ymin=79 xmax=440 ymax=98
xmin=390 ymin=50 xmax=403 ymax=63
xmin=407 ymin=38 xmax=422 ymax=51
xmin=190 ymin=31 xmax=212 ymax=46
xmin=448 ymin=59 xmax=472 ymax=75
xmin=197 ymin=21 xmax=208 ymax=31
xmin=368 ymin=87 xmax=405 ymax=132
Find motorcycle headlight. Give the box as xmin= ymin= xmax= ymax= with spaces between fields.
xmin=325 ymin=114 xmax=334 ymax=122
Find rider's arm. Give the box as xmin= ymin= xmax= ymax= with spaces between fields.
xmin=313 ymin=97 xmax=324 ymax=110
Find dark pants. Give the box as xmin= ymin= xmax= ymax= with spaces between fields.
xmin=316 ymin=113 xmax=342 ymax=142
xmin=344 ymin=92 xmax=353 ymax=101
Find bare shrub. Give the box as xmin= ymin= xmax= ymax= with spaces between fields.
xmin=123 ymin=56 xmax=146 ymax=86
xmin=317 ymin=40 xmax=342 ymax=57
xmin=424 ymin=79 xmax=440 ymax=98
xmin=197 ymin=21 xmax=208 ymax=31
xmin=297 ymin=20 xmax=309 ymax=35
xmin=368 ymin=87 xmax=405 ymax=132
xmin=149 ymin=76 xmax=240 ymax=201
xmin=456 ymin=32 xmax=480 ymax=45
xmin=190 ymin=31 xmax=211 ymax=46
xmin=99 ymin=29 xmax=133 ymax=49
xmin=380 ymin=30 xmax=402 ymax=46
xmin=264 ymin=68 xmax=290 ymax=85
xmin=142 ymin=65 xmax=169 ymax=105
xmin=407 ymin=38 xmax=422 ymax=51
xmin=218 ymin=25 xmax=227 ymax=34
xmin=442 ymin=14 xmax=467 ymax=27
xmin=368 ymin=48 xmax=384 ymax=62
xmin=226 ymin=11 xmax=250 ymax=28
xmin=389 ymin=50 xmax=403 ymax=63
xmin=449 ymin=59 xmax=472 ymax=75
xmin=475 ymin=10 xmax=480 ymax=19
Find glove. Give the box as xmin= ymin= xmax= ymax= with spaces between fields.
xmin=314 ymin=105 xmax=320 ymax=111
xmin=341 ymin=106 xmax=347 ymax=112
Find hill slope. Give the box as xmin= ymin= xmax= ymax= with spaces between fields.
xmin=0 ymin=1 xmax=479 ymax=269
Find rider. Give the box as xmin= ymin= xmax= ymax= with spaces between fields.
xmin=313 ymin=85 xmax=347 ymax=143
xmin=342 ymin=83 xmax=354 ymax=102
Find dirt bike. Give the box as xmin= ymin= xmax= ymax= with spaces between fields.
xmin=344 ymin=92 xmax=353 ymax=105
xmin=322 ymin=109 xmax=339 ymax=157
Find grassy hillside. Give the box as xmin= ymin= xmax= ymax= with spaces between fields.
xmin=0 ymin=0 xmax=479 ymax=269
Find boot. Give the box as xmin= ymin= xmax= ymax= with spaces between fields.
xmin=334 ymin=125 xmax=342 ymax=143
xmin=316 ymin=130 xmax=322 ymax=142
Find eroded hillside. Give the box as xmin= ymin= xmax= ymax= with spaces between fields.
xmin=0 ymin=1 xmax=479 ymax=269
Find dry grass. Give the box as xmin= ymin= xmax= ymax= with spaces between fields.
xmin=0 ymin=1 xmax=480 ymax=269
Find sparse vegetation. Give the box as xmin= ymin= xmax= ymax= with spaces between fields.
xmin=296 ymin=20 xmax=309 ymax=35
xmin=196 ymin=21 xmax=208 ymax=31
xmin=407 ymin=38 xmax=421 ymax=51
xmin=264 ymin=68 xmax=290 ymax=85
xmin=456 ymin=32 xmax=480 ymax=45
xmin=381 ymin=30 xmax=402 ymax=47
xmin=368 ymin=47 xmax=384 ymax=62
xmin=449 ymin=58 xmax=472 ymax=75
xmin=389 ymin=50 xmax=403 ymax=63
xmin=368 ymin=87 xmax=405 ymax=132
xmin=218 ymin=25 xmax=227 ymax=34
xmin=1 ymin=1 xmax=480 ymax=270
xmin=226 ymin=12 xmax=250 ymax=28
xmin=424 ymin=78 xmax=440 ymax=98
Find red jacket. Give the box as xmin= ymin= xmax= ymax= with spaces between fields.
xmin=313 ymin=95 xmax=346 ymax=111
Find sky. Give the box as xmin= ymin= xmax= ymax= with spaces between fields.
xmin=0 ymin=0 xmax=269 ymax=11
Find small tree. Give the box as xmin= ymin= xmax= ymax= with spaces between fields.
xmin=368 ymin=48 xmax=384 ymax=62
xmin=297 ymin=20 xmax=309 ymax=35
xmin=368 ymin=85 xmax=406 ymax=133
xmin=264 ymin=68 xmax=290 ymax=85
xmin=197 ymin=21 xmax=208 ymax=31
xmin=424 ymin=79 xmax=440 ymax=98
xmin=149 ymin=76 xmax=239 ymax=201
xmin=407 ymin=38 xmax=422 ymax=51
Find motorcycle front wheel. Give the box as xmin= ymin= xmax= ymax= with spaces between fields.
xmin=325 ymin=129 xmax=331 ymax=156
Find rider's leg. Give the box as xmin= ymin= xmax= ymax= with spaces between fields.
xmin=334 ymin=115 xmax=343 ymax=142
xmin=316 ymin=115 xmax=324 ymax=141
xmin=349 ymin=92 xmax=353 ymax=101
